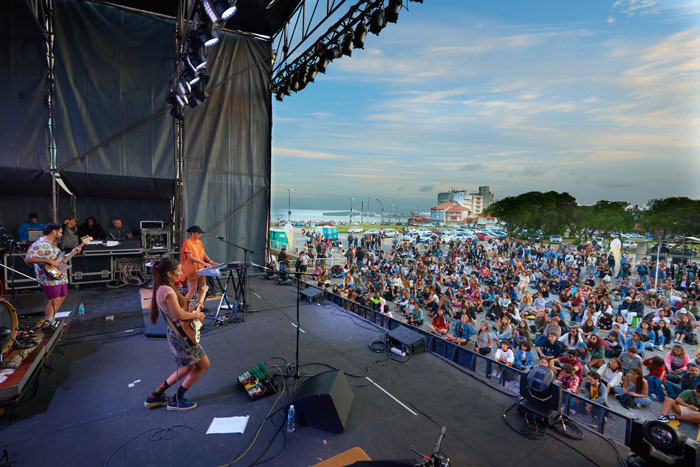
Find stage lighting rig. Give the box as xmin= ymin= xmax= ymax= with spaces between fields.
xmin=341 ymin=31 xmax=354 ymax=56
xmin=518 ymin=364 xmax=563 ymax=426
xmin=353 ymin=22 xmax=368 ymax=48
xmin=369 ymin=8 xmax=387 ymax=35
xmin=627 ymin=420 xmax=700 ymax=467
xmin=202 ymin=0 xmax=237 ymax=22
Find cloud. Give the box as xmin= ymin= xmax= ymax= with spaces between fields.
xmin=273 ymin=147 xmax=347 ymax=160
xmin=419 ymin=184 xmax=434 ymax=193
xmin=462 ymin=163 xmax=484 ymax=171
xmin=607 ymin=16 xmax=616 ymax=24
xmin=312 ymin=112 xmax=333 ymax=118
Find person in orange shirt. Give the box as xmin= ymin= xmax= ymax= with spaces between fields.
xmin=182 ymin=225 xmax=217 ymax=301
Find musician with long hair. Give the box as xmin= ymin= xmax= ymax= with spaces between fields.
xmin=144 ymin=257 xmax=210 ymax=411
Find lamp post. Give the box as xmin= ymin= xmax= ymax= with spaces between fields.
xmin=287 ymin=188 xmax=293 ymax=223
xmin=375 ymin=198 xmax=384 ymax=225
xmin=349 ymin=197 xmax=354 ymax=225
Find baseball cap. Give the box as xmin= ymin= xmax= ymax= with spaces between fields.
xmin=186 ymin=225 xmax=205 ymax=233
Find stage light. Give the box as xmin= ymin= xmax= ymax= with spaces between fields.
xmin=202 ymin=0 xmax=237 ymax=22
xmin=316 ymin=56 xmax=330 ymax=73
xmin=518 ymin=364 xmax=563 ymax=426
xmin=628 ymin=419 xmax=700 ymax=466
xmin=198 ymin=70 xmax=211 ymax=85
xmin=183 ymin=69 xmax=200 ymax=86
xmin=191 ymin=80 xmax=208 ymax=103
xmin=385 ymin=0 xmax=402 ymax=23
xmin=296 ymin=66 xmax=308 ymax=89
xmin=196 ymin=22 xmax=219 ymax=47
xmin=325 ymin=45 xmax=342 ymax=61
xmin=282 ymin=78 xmax=291 ymax=96
xmin=369 ymin=8 xmax=386 ymax=35
xmin=186 ymin=45 xmax=207 ymax=71
xmin=353 ymin=22 xmax=367 ymax=48
xmin=341 ymin=31 xmax=354 ymax=56
xmin=177 ymin=78 xmax=191 ymax=97
xmin=306 ymin=64 xmax=318 ymax=83
xmin=275 ymin=90 xmax=284 ymax=101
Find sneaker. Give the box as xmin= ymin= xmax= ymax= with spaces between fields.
xmin=658 ymin=345 xmax=664 ymax=351
xmin=658 ymin=415 xmax=669 ymax=423
xmin=668 ymin=413 xmax=677 ymax=420
xmin=167 ymin=395 xmax=198 ymax=411
xmin=650 ymin=394 xmax=660 ymax=402
xmin=144 ymin=392 xmax=169 ymax=408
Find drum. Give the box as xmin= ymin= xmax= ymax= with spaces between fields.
xmin=0 ymin=299 xmax=18 ymax=354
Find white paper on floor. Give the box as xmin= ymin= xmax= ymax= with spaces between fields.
xmin=54 ymin=311 xmax=72 ymax=319
xmin=206 ymin=416 xmax=250 ymax=434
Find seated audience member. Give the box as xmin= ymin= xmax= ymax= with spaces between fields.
xmin=587 ymin=334 xmax=606 ymax=369
xmin=475 ymin=321 xmax=493 ymax=355
xmin=492 ymin=339 xmax=514 ymax=379
xmin=446 ymin=313 xmax=473 ymax=345
xmin=658 ymin=383 xmax=700 ymax=424
xmin=577 ymin=371 xmax=608 ymax=420
xmin=613 ymin=367 xmax=651 ymax=409
xmin=17 ymin=212 xmax=45 ymax=242
xmin=619 ymin=346 xmax=643 ymax=374
xmin=643 ymin=356 xmax=667 ymax=401
xmin=428 ymin=308 xmax=449 ymax=336
xmin=107 ymin=217 xmax=133 ymax=240
xmin=78 ymin=217 xmax=106 ymax=239
xmin=663 ymin=363 xmax=700 ymax=400
xmin=599 ymin=358 xmax=624 ymax=394
xmin=513 ymin=341 xmax=535 ymax=372
xmin=557 ymin=363 xmax=580 ymax=393
xmin=665 ymin=344 xmax=690 ymax=381
xmin=535 ymin=332 xmax=564 ymax=361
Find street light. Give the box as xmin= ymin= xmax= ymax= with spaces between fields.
xmin=287 ymin=188 xmax=293 ymax=223
xmin=375 ymin=198 xmax=384 ymax=225
xmin=349 ymin=197 xmax=354 ymax=225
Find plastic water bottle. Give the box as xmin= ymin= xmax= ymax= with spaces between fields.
xmin=286 ymin=405 xmax=296 ymax=433
xmin=78 ymin=302 xmax=85 ymax=315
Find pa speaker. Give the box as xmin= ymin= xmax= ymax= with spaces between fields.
xmin=292 ymin=369 xmax=353 ymax=433
xmin=144 ymin=315 xmax=168 ymax=338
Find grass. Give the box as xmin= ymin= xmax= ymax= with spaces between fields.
xmin=334 ymin=224 xmax=408 ymax=234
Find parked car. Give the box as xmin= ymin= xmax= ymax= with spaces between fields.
xmin=383 ymin=228 xmax=398 ymax=236
xmin=363 ymin=229 xmax=380 ymax=235
xmin=528 ymin=234 xmax=541 ymax=243
xmin=347 ymin=226 xmax=363 ymax=233
xmin=549 ymin=235 xmax=563 ymax=244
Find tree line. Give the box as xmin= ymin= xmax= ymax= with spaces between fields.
xmin=484 ymin=192 xmax=700 ymax=241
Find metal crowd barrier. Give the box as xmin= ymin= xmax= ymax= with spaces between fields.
xmin=315 ymin=285 xmax=634 ymax=447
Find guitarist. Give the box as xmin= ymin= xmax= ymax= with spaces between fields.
xmin=24 ymin=223 xmax=81 ymax=323
xmin=144 ymin=257 xmax=210 ymax=411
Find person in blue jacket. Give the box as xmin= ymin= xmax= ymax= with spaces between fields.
xmin=446 ymin=313 xmax=473 ymax=345
xmin=17 ymin=212 xmax=45 ymax=242
xmin=513 ymin=341 xmax=535 ymax=371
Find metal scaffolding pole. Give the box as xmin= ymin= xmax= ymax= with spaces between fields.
xmin=44 ymin=0 xmax=58 ymax=222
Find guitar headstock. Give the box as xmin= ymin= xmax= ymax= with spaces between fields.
xmin=80 ymin=236 xmax=93 ymax=244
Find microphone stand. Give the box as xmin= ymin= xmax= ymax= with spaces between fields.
xmin=216 ymin=236 xmax=255 ymax=311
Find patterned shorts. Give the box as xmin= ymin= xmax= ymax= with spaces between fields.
xmin=166 ymin=328 xmax=205 ymax=368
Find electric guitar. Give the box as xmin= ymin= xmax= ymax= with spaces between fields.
xmin=44 ymin=236 xmax=93 ymax=279
xmin=179 ymin=286 xmax=208 ymax=345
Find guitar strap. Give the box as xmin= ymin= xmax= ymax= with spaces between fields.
xmin=159 ymin=309 xmax=183 ymax=335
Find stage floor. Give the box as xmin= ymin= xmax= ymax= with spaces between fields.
xmin=0 ymin=278 xmax=628 ymax=466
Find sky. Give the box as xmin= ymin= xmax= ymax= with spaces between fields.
xmin=270 ymin=0 xmax=700 ymax=214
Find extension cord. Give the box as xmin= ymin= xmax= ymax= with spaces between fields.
xmin=390 ymin=346 xmax=406 ymax=357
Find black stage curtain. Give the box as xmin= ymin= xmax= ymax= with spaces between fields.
xmin=182 ymin=32 xmax=271 ymax=265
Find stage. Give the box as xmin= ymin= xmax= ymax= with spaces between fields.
xmin=0 ymin=278 xmax=628 ymax=466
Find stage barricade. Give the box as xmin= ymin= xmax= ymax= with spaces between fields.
xmin=306 ymin=284 xmax=634 ymax=447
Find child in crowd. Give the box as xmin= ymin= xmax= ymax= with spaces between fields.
xmin=492 ymin=339 xmax=514 ymax=379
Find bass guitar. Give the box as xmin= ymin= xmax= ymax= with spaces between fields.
xmin=44 ymin=236 xmax=93 ymax=280
xmin=179 ymin=286 xmax=208 ymax=345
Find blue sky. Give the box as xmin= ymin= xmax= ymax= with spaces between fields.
xmin=271 ymin=0 xmax=700 ymax=214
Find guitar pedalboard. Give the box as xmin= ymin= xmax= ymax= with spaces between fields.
xmin=237 ymin=363 xmax=278 ymax=401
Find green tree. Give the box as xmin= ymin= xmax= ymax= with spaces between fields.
xmin=641 ymin=197 xmax=700 ymax=239
xmin=591 ymin=201 xmax=635 ymax=239
xmin=485 ymin=191 xmax=577 ymax=235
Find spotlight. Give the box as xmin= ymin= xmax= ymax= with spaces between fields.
xmin=316 ymin=56 xmax=330 ymax=73
xmin=191 ymin=81 xmax=208 ymax=103
xmin=518 ymin=364 xmax=563 ymax=426
xmin=170 ymin=105 xmax=185 ymax=121
xmin=369 ymin=9 xmax=386 ymax=35
xmin=628 ymin=419 xmax=700 ymax=466
xmin=282 ymin=78 xmax=291 ymax=96
xmin=196 ymin=22 xmax=219 ymax=47
xmin=385 ymin=0 xmax=402 ymax=23
xmin=275 ymin=90 xmax=284 ymax=102
xmin=296 ymin=65 xmax=308 ymax=90
xmin=325 ymin=45 xmax=342 ymax=61
xmin=202 ymin=0 xmax=237 ymax=22
xmin=186 ymin=45 xmax=207 ymax=71
xmin=341 ymin=32 xmax=354 ymax=56
xmin=177 ymin=78 xmax=191 ymax=97
xmin=290 ymin=76 xmax=300 ymax=92
xmin=198 ymin=70 xmax=211 ymax=85
xmin=353 ymin=22 xmax=367 ymax=49
xmin=183 ymin=69 xmax=200 ymax=86
xmin=165 ymin=92 xmax=178 ymax=105
xmin=306 ymin=64 xmax=318 ymax=83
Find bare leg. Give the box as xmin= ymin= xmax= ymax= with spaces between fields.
xmin=181 ymin=355 xmax=210 ymax=389
xmin=196 ymin=276 xmax=206 ymax=301
xmin=186 ymin=278 xmax=198 ymax=301
xmin=165 ymin=365 xmax=195 ymax=386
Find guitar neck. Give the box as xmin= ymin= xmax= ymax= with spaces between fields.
xmin=63 ymin=239 xmax=90 ymax=261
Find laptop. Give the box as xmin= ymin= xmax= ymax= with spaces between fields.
xmin=28 ymin=230 xmax=42 ymax=242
